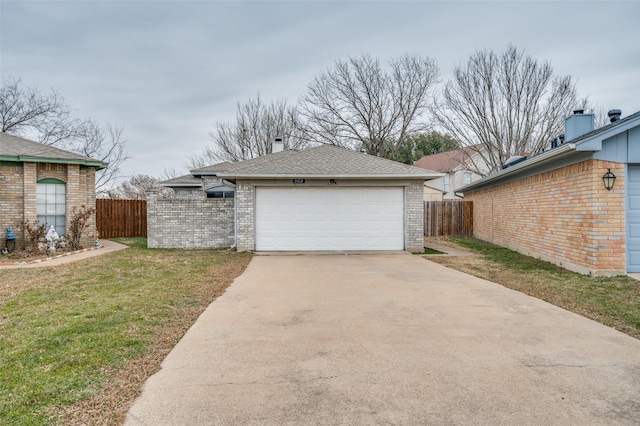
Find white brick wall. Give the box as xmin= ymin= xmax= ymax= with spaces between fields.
xmin=405 ymin=182 xmax=425 ymax=252
xmin=147 ymin=191 xmax=234 ymax=249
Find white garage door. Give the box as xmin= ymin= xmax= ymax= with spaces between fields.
xmin=255 ymin=187 xmax=404 ymax=251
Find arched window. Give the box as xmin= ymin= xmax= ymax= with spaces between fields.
xmin=37 ymin=179 xmax=66 ymax=236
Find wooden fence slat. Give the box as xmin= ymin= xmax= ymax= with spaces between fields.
xmin=96 ymin=199 xmax=147 ymax=238
xmin=424 ymin=200 xmax=473 ymax=237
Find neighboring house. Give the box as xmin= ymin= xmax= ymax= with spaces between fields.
xmin=151 ymin=144 xmax=440 ymax=252
xmin=459 ymin=109 xmax=640 ymax=276
xmin=0 ymin=132 xmax=107 ymax=250
xmin=413 ymin=145 xmax=489 ymax=200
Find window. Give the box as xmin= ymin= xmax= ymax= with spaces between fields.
xmin=206 ymin=191 xmax=235 ymax=199
xmin=463 ymin=171 xmax=472 ymax=185
xmin=37 ymin=179 xmax=66 ymax=236
xmin=205 ymin=185 xmax=235 ymax=199
xmin=443 ymin=174 xmax=450 ymax=193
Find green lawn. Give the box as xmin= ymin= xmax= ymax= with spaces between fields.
xmin=0 ymin=238 xmax=251 ymax=425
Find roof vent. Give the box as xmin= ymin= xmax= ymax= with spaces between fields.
xmin=608 ymin=109 xmax=622 ymax=123
xmin=271 ymin=137 xmax=284 ymax=153
xmin=502 ymin=155 xmax=527 ymax=169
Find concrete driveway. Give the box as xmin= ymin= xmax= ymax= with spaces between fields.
xmin=126 ymin=253 xmax=640 ymax=425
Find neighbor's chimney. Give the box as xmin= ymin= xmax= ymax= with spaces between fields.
xmin=271 ymin=137 xmax=284 ymax=153
xmin=564 ymin=109 xmax=594 ymax=142
xmin=608 ymin=109 xmax=622 ymax=123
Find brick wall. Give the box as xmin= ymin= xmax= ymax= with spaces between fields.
xmin=0 ymin=162 xmax=98 ymax=251
xmin=235 ymin=182 xmax=255 ymax=251
xmin=147 ymin=191 xmax=234 ymax=249
xmin=405 ymin=182 xmax=425 ymax=252
xmin=466 ymin=159 xmax=625 ymax=276
xmin=0 ymin=164 xmax=26 ymax=248
xmin=173 ymin=188 xmax=203 ymax=199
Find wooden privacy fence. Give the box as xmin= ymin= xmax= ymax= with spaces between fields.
xmin=96 ymin=199 xmax=147 ymax=238
xmin=424 ymin=201 xmax=473 ymax=237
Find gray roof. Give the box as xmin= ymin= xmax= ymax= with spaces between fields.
xmin=190 ymin=161 xmax=236 ymax=175
xmin=216 ymin=145 xmax=440 ymax=179
xmin=160 ymin=174 xmax=203 ymax=187
xmin=0 ymin=132 xmax=108 ymax=169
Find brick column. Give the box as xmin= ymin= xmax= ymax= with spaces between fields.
xmin=405 ymin=181 xmax=425 ymax=252
xmin=235 ymin=182 xmax=254 ymax=251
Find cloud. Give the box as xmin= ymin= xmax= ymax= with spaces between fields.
xmin=2 ymin=0 xmax=639 ymax=182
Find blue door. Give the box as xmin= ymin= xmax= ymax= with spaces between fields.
xmin=626 ymin=165 xmax=640 ymax=272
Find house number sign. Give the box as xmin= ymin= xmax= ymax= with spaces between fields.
xmin=293 ymin=179 xmax=305 ymax=184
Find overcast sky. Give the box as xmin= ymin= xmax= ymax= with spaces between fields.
xmin=2 ymin=0 xmax=639 ymax=185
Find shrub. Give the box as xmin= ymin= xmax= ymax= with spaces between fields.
xmin=22 ymin=220 xmax=47 ymax=252
xmin=67 ymin=205 xmax=97 ymax=250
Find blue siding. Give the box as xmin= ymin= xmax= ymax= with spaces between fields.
xmin=629 ymin=127 xmax=640 ymax=162
xmin=595 ymin=132 xmax=627 ymax=162
xmin=627 ymin=165 xmax=640 ymax=272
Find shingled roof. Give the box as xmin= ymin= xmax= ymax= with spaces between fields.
xmin=0 ymin=132 xmax=108 ymax=169
xmin=215 ymin=145 xmax=440 ymax=179
xmin=160 ymin=174 xmax=202 ymax=187
xmin=413 ymin=145 xmax=483 ymax=173
xmin=190 ymin=161 xmax=237 ymax=175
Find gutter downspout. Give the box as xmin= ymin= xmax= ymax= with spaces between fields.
xmin=233 ymin=196 xmax=237 ymax=249
xmin=224 ymin=179 xmax=238 ymax=249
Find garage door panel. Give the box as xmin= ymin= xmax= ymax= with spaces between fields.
xmin=256 ymin=187 xmax=404 ymax=251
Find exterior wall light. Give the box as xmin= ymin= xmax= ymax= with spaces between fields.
xmin=602 ymin=169 xmax=616 ymax=190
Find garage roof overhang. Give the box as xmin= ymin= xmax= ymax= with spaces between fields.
xmin=216 ymin=172 xmax=442 ymax=180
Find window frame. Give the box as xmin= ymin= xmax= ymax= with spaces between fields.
xmin=36 ymin=179 xmax=66 ymax=236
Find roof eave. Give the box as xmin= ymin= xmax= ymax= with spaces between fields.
xmin=0 ymin=155 xmax=108 ymax=170
xmin=189 ymin=170 xmax=224 ymax=176
xmin=160 ymin=182 xmax=203 ymax=188
xmin=217 ymin=173 xmax=442 ymax=180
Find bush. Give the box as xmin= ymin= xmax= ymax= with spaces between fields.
xmin=67 ymin=205 xmax=97 ymax=250
xmin=22 ymin=220 xmax=47 ymax=252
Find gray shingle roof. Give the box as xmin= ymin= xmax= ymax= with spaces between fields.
xmin=160 ymin=174 xmax=202 ymax=186
xmin=190 ymin=161 xmax=236 ymax=175
xmin=216 ymin=145 xmax=440 ymax=179
xmin=0 ymin=132 xmax=108 ymax=169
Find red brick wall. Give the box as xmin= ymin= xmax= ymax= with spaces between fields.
xmin=466 ymin=159 xmax=625 ymax=275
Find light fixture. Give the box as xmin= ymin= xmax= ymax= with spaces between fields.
xmin=602 ymin=169 xmax=616 ymax=190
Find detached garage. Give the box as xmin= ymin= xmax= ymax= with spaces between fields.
xmin=151 ymin=144 xmax=439 ymax=252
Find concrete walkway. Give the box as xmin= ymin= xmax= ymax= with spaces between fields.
xmin=126 ymin=254 xmax=640 ymax=425
xmin=0 ymin=239 xmax=128 ymax=268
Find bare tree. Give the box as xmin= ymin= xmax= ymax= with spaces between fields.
xmin=107 ymin=174 xmax=172 ymax=200
xmin=73 ymin=121 xmax=130 ymax=194
xmin=433 ymin=45 xmax=582 ymax=174
xmin=298 ymin=53 xmax=439 ymax=158
xmin=0 ymin=77 xmax=71 ymax=141
xmin=0 ymin=77 xmax=130 ymax=189
xmin=189 ymin=95 xmax=306 ymax=167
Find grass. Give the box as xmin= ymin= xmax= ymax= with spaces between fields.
xmin=0 ymin=238 xmax=252 ymax=425
xmin=426 ymin=236 xmax=640 ymax=340
xmin=414 ymin=247 xmax=445 ymax=255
